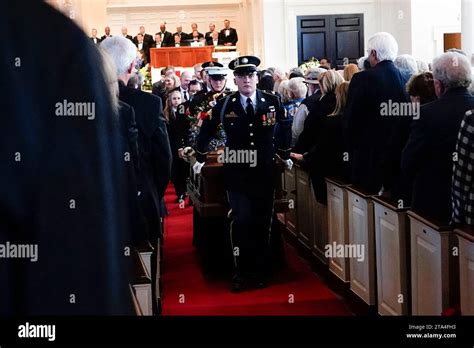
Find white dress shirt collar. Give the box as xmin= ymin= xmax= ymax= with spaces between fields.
xmin=240 ymin=92 xmax=257 ymax=111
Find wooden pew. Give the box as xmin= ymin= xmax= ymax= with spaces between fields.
xmin=130 ymin=284 xmax=143 ymax=316
xmin=326 ymin=177 xmax=351 ymax=282
xmin=407 ymin=211 xmax=458 ymax=315
xmin=346 ymin=185 xmax=376 ymax=305
xmin=372 ymin=195 xmax=410 ymax=315
xmin=131 ymin=250 xmax=153 ymax=316
xmin=453 ymin=225 xmax=474 ymax=315
xmin=292 ymin=163 xmax=328 ymax=263
xmin=295 ymin=164 xmax=313 ymax=251
xmin=283 ymin=166 xmax=297 ymax=237
xmin=136 ymin=240 xmax=154 ymax=280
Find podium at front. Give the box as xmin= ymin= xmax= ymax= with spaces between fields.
xmin=150 ymin=46 xmax=215 ymax=68
xmin=212 ymin=49 xmax=239 ymax=67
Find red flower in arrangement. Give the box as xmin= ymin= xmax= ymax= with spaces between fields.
xmin=198 ymin=111 xmax=209 ymax=120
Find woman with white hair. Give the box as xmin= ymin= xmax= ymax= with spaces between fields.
xmin=278 ymin=77 xmax=307 ymax=121
xmin=394 ymin=54 xmax=418 ymax=79
xmin=273 ymin=67 xmax=287 ymax=93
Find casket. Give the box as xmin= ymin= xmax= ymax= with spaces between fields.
xmin=187 ymin=152 xmax=290 ymax=217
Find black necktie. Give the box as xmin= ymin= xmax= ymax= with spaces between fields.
xmin=246 ymin=98 xmax=254 ymax=118
xmin=184 ymin=91 xmax=188 ymax=101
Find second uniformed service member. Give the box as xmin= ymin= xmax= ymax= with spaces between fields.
xmin=176 ymin=61 xmax=231 ymax=154
xmin=194 ymin=56 xmax=293 ymax=292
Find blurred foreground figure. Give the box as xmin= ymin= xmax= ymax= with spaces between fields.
xmin=0 ymin=1 xmax=134 ymax=314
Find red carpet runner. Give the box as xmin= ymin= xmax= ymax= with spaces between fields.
xmin=161 ymin=185 xmax=353 ymax=316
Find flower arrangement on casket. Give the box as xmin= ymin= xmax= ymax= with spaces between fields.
xmin=139 ymin=65 xmax=153 ymax=91
xmin=298 ymin=57 xmax=320 ymax=74
xmin=188 ymin=91 xmax=227 ymax=152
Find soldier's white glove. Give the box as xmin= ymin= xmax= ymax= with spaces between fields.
xmin=284 ymin=159 xmax=293 ymax=170
xmin=193 ymin=161 xmax=205 ymax=175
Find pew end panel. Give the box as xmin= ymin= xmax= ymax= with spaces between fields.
xmin=372 ymin=195 xmax=410 ymax=315
xmin=453 ymin=226 xmax=474 ymax=315
xmin=408 ymin=211 xmax=458 ymax=315
xmin=326 ymin=178 xmax=352 ymax=282
xmin=346 ymin=186 xmax=376 ymax=305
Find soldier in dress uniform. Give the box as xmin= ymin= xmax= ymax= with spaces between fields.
xmin=176 ymin=61 xmax=231 ymax=156
xmin=194 ymin=56 xmax=293 ymax=292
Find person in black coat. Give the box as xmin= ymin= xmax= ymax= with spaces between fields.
xmin=157 ymin=23 xmax=173 ymax=47
xmin=219 ymin=19 xmax=238 ymax=46
xmin=90 ymin=28 xmax=101 ymax=45
xmin=133 ymin=26 xmax=154 ymax=48
xmin=292 ymin=71 xmax=345 ymax=202
xmin=164 ymin=90 xmax=189 ymax=202
xmin=102 ymin=36 xmax=172 ymax=244
xmin=205 ymin=23 xmax=217 ymax=45
xmin=343 ymin=32 xmax=410 ymax=197
xmin=0 ymin=1 xmax=136 ymax=315
xmin=402 ymin=52 xmax=474 ymax=224
xmin=298 ymin=81 xmax=350 ymax=204
xmin=293 ymin=71 xmax=343 ymax=155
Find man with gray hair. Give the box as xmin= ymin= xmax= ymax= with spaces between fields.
xmin=343 ymin=32 xmax=410 ymax=200
xmin=101 ymin=36 xmax=172 ymax=311
xmin=402 ymin=51 xmax=474 ymax=224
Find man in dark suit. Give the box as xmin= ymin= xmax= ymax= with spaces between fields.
xmin=1 ymin=1 xmax=135 ymax=315
xmin=121 ymin=26 xmax=133 ymax=41
xmin=102 ymin=36 xmax=172 ymax=245
xmin=207 ymin=31 xmax=221 ymax=47
xmin=90 ymin=28 xmax=101 ymax=45
xmin=402 ymin=52 xmax=474 ymax=224
xmin=133 ymin=26 xmax=154 ymax=48
xmin=219 ymin=19 xmax=238 ymax=46
xmin=343 ymin=32 xmax=410 ymax=199
xmin=173 ymin=25 xmax=188 ymax=42
xmin=157 ymin=23 xmax=173 ymax=47
xmin=189 ymin=23 xmax=204 ymax=40
xmin=100 ymin=25 xmax=112 ymax=41
xmin=205 ymin=23 xmax=217 ymax=45
xmin=173 ymin=33 xmax=189 ymax=47
xmin=194 ymin=56 xmax=292 ymax=292
xmin=135 ymin=33 xmax=150 ymax=63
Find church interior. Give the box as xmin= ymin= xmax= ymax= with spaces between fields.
xmin=2 ymin=0 xmax=474 ymax=345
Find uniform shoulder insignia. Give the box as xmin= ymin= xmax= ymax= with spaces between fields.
xmin=262 ymin=90 xmax=276 ymax=96
xmin=262 ymin=90 xmax=279 ymax=99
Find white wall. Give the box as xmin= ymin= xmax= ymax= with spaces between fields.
xmin=411 ymin=0 xmax=461 ymax=65
xmin=374 ymin=0 xmax=412 ymax=55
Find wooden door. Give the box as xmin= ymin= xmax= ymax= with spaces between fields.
xmin=297 ymin=14 xmax=364 ymax=69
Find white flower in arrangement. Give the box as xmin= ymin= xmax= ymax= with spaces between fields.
xmin=299 ymin=57 xmax=320 ymax=74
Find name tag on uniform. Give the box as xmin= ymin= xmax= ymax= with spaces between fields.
xmin=225 ymin=112 xmax=238 ymax=118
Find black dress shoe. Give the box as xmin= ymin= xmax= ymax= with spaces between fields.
xmin=256 ymin=280 xmax=267 ymax=289
xmin=230 ymin=275 xmax=246 ymax=293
